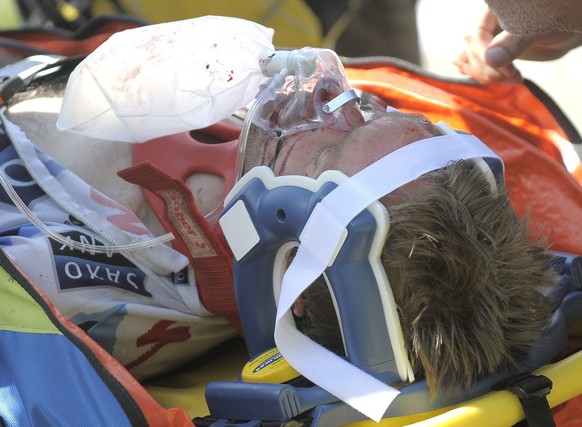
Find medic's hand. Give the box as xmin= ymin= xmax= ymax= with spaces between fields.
xmin=454 ymin=9 xmax=582 ymax=84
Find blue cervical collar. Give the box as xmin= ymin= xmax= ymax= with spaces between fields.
xmin=220 ymin=166 xmax=400 ymax=377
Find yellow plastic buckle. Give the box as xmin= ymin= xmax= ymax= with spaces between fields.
xmin=242 ymin=347 xmax=300 ymax=384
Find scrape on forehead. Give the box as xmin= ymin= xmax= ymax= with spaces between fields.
xmin=366 ymin=110 xmax=441 ymax=136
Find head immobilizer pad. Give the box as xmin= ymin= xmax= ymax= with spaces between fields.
xmin=208 ymin=163 xmax=582 ymax=426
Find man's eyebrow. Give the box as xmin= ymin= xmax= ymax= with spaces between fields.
xmin=404 ymin=112 xmax=441 ymax=136
xmin=381 ymin=110 xmax=440 ymax=135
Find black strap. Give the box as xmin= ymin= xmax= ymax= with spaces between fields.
xmin=494 ymin=373 xmax=555 ymax=427
xmin=0 ymin=55 xmax=84 ymax=105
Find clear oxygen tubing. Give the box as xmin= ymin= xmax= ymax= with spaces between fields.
xmin=234 ymin=66 xmax=289 ymax=183
xmin=0 ymin=166 xmax=175 ymax=254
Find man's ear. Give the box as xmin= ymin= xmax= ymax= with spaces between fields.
xmin=292 ymin=296 xmax=306 ymax=317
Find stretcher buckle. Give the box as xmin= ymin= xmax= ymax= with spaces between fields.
xmin=497 ymin=372 xmax=553 ymax=400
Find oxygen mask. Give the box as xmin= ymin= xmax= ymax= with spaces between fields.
xmin=236 ymin=47 xmax=363 ymax=181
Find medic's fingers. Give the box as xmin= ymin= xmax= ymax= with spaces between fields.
xmin=454 ymin=35 xmax=522 ymax=84
xmin=454 ymin=43 xmax=522 ymax=85
xmin=485 ymin=32 xmax=545 ymax=67
xmin=454 ymin=9 xmax=523 ymax=85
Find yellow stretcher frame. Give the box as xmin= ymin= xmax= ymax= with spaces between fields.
xmin=372 ymin=350 xmax=582 ymax=426
xmin=144 ymin=337 xmax=582 ymax=426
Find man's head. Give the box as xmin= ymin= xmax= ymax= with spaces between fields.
xmin=242 ymin=88 xmax=556 ymax=395
xmin=484 ymin=0 xmax=582 ymax=34
xmin=244 ymin=93 xmax=440 ymax=179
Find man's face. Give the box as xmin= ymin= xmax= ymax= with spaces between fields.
xmin=485 ymin=0 xmax=582 ymax=34
xmin=244 ymin=101 xmax=440 ymax=181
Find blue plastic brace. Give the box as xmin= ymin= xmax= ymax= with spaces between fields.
xmin=209 ymin=166 xmax=582 ymax=425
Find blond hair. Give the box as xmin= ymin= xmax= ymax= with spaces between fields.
xmin=383 ymin=160 xmax=555 ymax=395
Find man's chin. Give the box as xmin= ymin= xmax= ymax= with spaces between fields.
xmin=484 ymin=2 xmax=543 ymax=34
xmin=493 ymin=13 xmax=535 ymax=35
xmin=489 ymin=4 xmax=573 ymax=35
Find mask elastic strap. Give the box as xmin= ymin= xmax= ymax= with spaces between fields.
xmin=322 ymin=88 xmax=360 ymax=113
xmin=274 ymin=133 xmax=501 ymax=422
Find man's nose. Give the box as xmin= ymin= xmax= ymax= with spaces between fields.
xmin=304 ymin=78 xmax=365 ymax=131
xmin=267 ymin=77 xmax=365 ymax=137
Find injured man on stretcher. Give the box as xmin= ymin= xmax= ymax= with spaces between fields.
xmin=0 ymin=34 xmax=562 ymax=417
